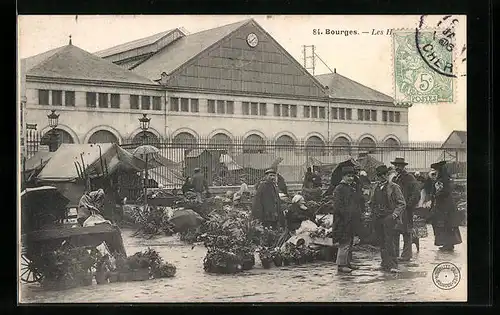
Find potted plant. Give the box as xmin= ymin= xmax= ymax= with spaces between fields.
xmin=271 ymin=249 xmax=283 ymax=267
xmin=240 ymin=251 xmax=255 ymax=270
xmin=312 ymin=248 xmax=322 ymax=261
xmin=258 ymin=247 xmax=272 ymax=269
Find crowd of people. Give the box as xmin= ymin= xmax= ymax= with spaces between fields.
xmin=76 ymin=157 xmax=463 ymax=275
xmin=249 ymin=157 xmax=463 ymax=274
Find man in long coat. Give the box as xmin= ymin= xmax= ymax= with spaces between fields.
xmin=370 ymin=165 xmax=406 ymax=273
xmin=331 ymin=166 xmax=363 ymax=273
xmin=252 ymin=169 xmax=283 ymax=229
xmin=428 ymin=161 xmax=463 ymax=251
xmin=391 ymin=157 xmax=420 ymax=261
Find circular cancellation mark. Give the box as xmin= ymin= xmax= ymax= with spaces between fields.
xmin=415 ymin=15 xmax=466 ymax=78
xmin=432 ymin=262 xmax=461 ymax=290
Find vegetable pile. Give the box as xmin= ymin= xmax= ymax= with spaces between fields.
xmin=199 ymin=208 xmax=262 ymax=274
xmin=38 ymin=244 xmax=102 ymax=290
xmin=105 ymin=248 xmax=176 ymax=281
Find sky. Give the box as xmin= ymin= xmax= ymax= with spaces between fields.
xmin=18 ymin=15 xmax=467 ymax=142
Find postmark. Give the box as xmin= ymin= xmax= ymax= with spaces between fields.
xmin=432 ymin=262 xmax=461 ymax=290
xmin=393 ymin=30 xmax=454 ymax=104
xmin=416 ymin=15 xmax=466 ymax=78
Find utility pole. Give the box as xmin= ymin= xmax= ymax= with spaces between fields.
xmin=302 ymin=45 xmax=316 ymax=75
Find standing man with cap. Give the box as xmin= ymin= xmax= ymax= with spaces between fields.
xmin=391 ymin=157 xmax=420 ymax=261
xmin=252 ymin=169 xmax=284 ymax=229
xmin=370 ymin=165 xmax=406 ymax=273
xmin=331 ymin=166 xmax=363 ymax=273
xmin=191 ymin=168 xmax=208 ymax=203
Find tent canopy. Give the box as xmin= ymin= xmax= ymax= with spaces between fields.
xmin=36 ymin=143 xmax=158 ymax=182
xmin=233 ymin=153 xmax=281 ymax=170
xmin=219 ymin=154 xmax=243 ymax=171
xmin=23 ymin=151 xmax=55 ymax=173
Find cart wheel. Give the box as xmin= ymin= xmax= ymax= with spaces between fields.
xmin=20 ymin=254 xmax=43 ymax=284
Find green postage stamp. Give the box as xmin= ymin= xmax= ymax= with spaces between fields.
xmin=393 ymin=30 xmax=454 ymax=103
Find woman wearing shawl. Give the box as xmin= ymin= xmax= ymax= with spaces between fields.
xmin=427 ymin=161 xmax=462 ymax=251
xmin=286 ymin=194 xmax=315 ymax=231
xmin=77 ymin=188 xmax=105 ymax=226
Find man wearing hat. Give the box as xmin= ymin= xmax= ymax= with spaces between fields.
xmin=191 ymin=167 xmax=209 ymax=203
xmin=252 ymin=169 xmax=284 ymax=229
xmin=331 ymin=166 xmax=363 ymax=273
xmin=370 ymin=165 xmax=406 ymax=273
xmin=391 ymin=157 xmax=420 ymax=261
xmin=427 ymin=161 xmax=462 ymax=251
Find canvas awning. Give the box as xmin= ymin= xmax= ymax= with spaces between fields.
xmin=232 ymin=153 xmax=281 ymax=170
xmin=23 ymin=151 xmax=55 ymax=173
xmin=219 ymin=154 xmax=243 ymax=171
xmin=36 ymin=143 xmax=157 ymax=182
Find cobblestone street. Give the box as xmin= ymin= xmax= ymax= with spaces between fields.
xmin=20 ymin=225 xmax=467 ymax=303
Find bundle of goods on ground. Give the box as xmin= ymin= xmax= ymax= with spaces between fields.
xmin=37 ymin=245 xmax=176 ymax=291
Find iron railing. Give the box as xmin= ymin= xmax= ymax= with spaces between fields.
xmin=120 ymin=137 xmax=467 ymax=188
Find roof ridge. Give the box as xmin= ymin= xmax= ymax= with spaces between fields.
xmin=28 ymin=45 xmax=72 ymax=73
xmin=185 ymin=18 xmax=251 ymax=37
xmin=316 ymin=72 xmax=392 ymax=99
xmin=154 ymin=19 xmax=251 ymax=77
xmin=27 ymin=44 xmax=157 ymax=85
xmin=94 ymin=28 xmax=177 ymax=55
xmin=21 ymin=44 xmax=66 ymax=62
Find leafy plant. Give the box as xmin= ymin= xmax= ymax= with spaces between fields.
xmin=152 ymin=262 xmax=176 ymax=278
xmin=38 ymin=245 xmax=101 ymax=285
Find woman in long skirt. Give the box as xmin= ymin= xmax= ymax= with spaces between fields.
xmin=428 ymin=161 xmax=463 ymax=251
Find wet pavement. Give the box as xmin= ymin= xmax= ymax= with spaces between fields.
xmin=20 ymin=225 xmax=467 ymax=303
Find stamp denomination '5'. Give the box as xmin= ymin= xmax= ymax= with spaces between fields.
xmin=393 ymin=31 xmax=453 ymax=104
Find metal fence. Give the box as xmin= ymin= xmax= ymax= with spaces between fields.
xmin=120 ymin=137 xmax=467 ymax=188
xmin=25 ymin=129 xmax=42 ymax=160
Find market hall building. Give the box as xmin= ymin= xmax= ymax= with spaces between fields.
xmin=21 ymin=19 xmax=408 ymax=152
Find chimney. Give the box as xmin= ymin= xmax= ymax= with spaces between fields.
xmin=334 ymin=68 xmax=336 ymax=73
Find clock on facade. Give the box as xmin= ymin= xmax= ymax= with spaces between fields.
xmin=246 ymin=33 xmax=258 ymax=47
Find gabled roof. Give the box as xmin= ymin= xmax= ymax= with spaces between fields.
xmin=23 ymin=45 xmax=67 ymax=73
xmin=442 ymin=130 xmax=467 ymax=148
xmin=94 ymin=28 xmax=180 ymax=58
xmin=315 ymin=72 xmax=394 ymax=104
xmin=452 ymin=130 xmax=467 ymax=143
xmin=132 ymin=19 xmax=251 ymax=79
xmin=22 ymin=44 xmax=157 ymax=85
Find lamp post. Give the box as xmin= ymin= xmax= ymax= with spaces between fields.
xmin=138 ymin=114 xmax=151 ymax=207
xmin=47 ymin=110 xmax=60 ymax=152
xmin=139 ymin=113 xmax=151 ymax=144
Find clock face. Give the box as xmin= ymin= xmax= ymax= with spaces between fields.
xmin=246 ymin=33 xmax=258 ymax=48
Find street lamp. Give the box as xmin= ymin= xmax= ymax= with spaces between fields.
xmin=48 ymin=110 xmax=59 ymax=129
xmin=138 ymin=113 xmax=151 ymax=207
xmin=138 ymin=113 xmax=151 ymax=144
xmin=47 ymin=110 xmax=60 ymax=152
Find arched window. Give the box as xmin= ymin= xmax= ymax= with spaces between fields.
xmin=209 ymin=133 xmax=233 ymax=152
xmin=243 ymin=134 xmax=265 ymax=153
xmin=384 ymin=137 xmax=400 ymax=148
xmin=275 ymin=135 xmax=295 ymax=150
xmin=41 ymin=128 xmax=75 ymax=151
xmin=132 ymin=131 xmax=160 ymax=146
xmin=305 ymin=136 xmax=326 ymax=156
xmin=332 ymin=136 xmax=351 ymax=154
xmin=88 ymin=130 xmax=119 ymax=144
xmin=172 ymin=132 xmax=197 ymax=149
xmin=359 ymin=137 xmax=376 ymax=149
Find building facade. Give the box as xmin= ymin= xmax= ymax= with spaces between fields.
xmin=22 ymin=19 xmax=409 ymax=152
